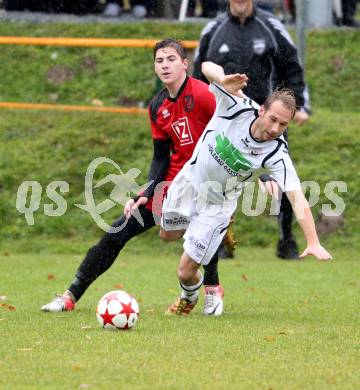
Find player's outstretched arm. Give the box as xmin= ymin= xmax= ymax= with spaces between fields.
xmin=286 ymin=190 xmax=332 ymax=260
xmin=201 ymin=62 xmax=248 ymax=97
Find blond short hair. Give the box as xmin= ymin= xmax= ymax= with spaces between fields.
xmin=264 ymin=88 xmax=297 ymax=119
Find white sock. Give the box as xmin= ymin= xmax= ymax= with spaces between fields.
xmin=180 ymin=272 xmax=203 ymax=302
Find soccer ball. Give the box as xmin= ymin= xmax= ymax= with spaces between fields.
xmin=96 ymin=290 xmax=139 ymax=330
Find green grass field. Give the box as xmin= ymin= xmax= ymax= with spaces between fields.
xmin=1 ymin=20 xmax=360 ymax=389
xmin=1 ymin=246 xmax=359 ymax=389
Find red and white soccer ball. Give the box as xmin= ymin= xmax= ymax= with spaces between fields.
xmin=96 ymin=290 xmax=139 ymax=330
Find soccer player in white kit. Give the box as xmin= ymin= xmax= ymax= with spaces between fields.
xmin=160 ymin=61 xmax=332 ymax=315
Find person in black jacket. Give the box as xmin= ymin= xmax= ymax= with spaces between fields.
xmin=193 ymin=0 xmax=311 ymax=260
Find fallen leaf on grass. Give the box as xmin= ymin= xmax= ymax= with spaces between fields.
xmin=47 ymin=274 xmax=55 ymax=280
xmin=0 ymin=303 xmax=16 ymax=311
xmin=241 ymin=274 xmax=248 ymax=282
xmin=278 ymin=331 xmax=287 ymax=336
xmin=327 ymin=376 xmax=337 ymax=385
xmin=249 ymin=287 xmax=256 ymax=293
xmin=113 ymin=284 xmax=123 ymax=289
xmin=0 ymin=296 xmax=7 ymax=301
xmin=17 ymin=348 xmax=33 ymax=352
xmin=72 ymin=364 xmax=81 ymax=371
xmin=91 ymin=99 xmax=103 ymax=106
xmin=264 ymin=336 xmax=276 ymax=342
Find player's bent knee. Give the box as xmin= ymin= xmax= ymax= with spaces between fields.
xmin=159 ymin=228 xmax=171 ymax=241
xmin=176 ymin=264 xmax=193 ymax=284
xmin=176 ymin=254 xmax=200 ymax=284
xmin=159 ymin=228 xmax=183 ymax=242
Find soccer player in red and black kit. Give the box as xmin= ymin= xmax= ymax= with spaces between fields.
xmin=41 ymin=39 xmax=225 ymax=316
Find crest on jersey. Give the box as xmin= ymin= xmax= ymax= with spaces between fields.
xmin=171 ymin=116 xmax=193 ymax=146
xmin=219 ymin=43 xmax=230 ymax=53
xmin=184 ymin=95 xmax=195 ymax=112
xmin=162 ymin=109 xmax=170 ymax=119
xmin=253 ymin=39 xmax=266 ymax=55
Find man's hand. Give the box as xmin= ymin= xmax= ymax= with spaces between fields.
xmin=300 ymin=244 xmax=333 ymax=260
xmin=286 ymin=190 xmax=331 ymax=259
xmin=201 ymin=62 xmax=248 ymax=93
xmin=124 ymin=196 xmax=148 ymax=219
xmin=221 ymin=73 xmax=248 ymax=98
xmin=293 ymin=111 xmax=310 ymax=126
xmin=258 ymin=174 xmax=279 ymax=200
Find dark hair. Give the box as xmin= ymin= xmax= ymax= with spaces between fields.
xmin=264 ymin=88 xmax=297 ymax=119
xmin=153 ymin=39 xmax=187 ymax=60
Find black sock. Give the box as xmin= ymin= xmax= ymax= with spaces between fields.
xmin=203 ymin=250 xmax=219 ymax=285
xmin=68 ymin=242 xmax=119 ymax=302
xmin=68 ymin=207 xmax=155 ymax=302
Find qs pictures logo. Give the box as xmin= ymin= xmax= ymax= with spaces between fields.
xmin=16 ymin=157 xmax=152 ymax=233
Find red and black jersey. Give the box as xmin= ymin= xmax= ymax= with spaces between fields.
xmin=148 ymin=76 xmax=216 ymax=182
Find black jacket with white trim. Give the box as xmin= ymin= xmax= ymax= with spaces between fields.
xmin=193 ymin=6 xmax=310 ymax=113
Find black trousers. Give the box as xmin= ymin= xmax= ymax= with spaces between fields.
xmin=68 ymin=205 xmax=219 ymax=301
xmin=200 ymin=0 xmax=218 ymax=17
xmin=342 ymin=0 xmax=357 ymax=25
xmin=278 ymin=130 xmax=294 ymax=241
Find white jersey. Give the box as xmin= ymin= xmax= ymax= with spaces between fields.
xmin=181 ymin=83 xmax=301 ymax=204
xmin=162 ymin=83 xmax=302 ymax=264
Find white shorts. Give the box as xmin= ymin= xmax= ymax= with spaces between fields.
xmin=161 ymin=173 xmax=235 ymax=265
